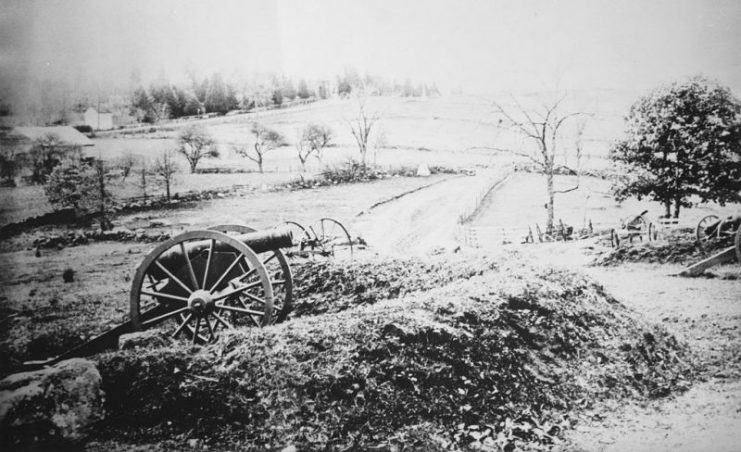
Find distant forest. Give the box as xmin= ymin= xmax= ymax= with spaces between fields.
xmin=0 ymin=68 xmax=440 ymax=126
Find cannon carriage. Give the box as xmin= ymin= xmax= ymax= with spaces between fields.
xmin=694 ymin=214 xmax=741 ymax=263
xmin=23 ymin=218 xmax=355 ymax=370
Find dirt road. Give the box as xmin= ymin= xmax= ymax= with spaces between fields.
xmin=350 ymin=169 xmax=508 ymax=255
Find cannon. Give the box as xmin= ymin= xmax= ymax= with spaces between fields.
xmin=23 ymin=225 xmax=294 ymax=370
xmin=610 ymin=210 xmax=655 ymax=248
xmin=696 ymin=214 xmax=741 ymax=245
xmin=282 ymin=218 xmax=356 ymax=260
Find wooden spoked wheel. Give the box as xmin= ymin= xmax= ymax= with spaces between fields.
xmin=648 ymin=222 xmax=657 ymax=241
xmin=282 ymin=221 xmax=314 ymax=258
xmin=130 ymin=230 xmax=273 ymax=343
xmin=696 ymin=214 xmax=720 ymax=242
xmin=312 ymin=218 xmax=354 ymax=260
xmin=209 ymin=224 xmax=293 ymax=323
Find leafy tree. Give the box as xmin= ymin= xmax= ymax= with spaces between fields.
xmin=611 ymin=77 xmax=741 ymax=218
xmin=204 ymin=73 xmax=239 ymax=114
xmin=317 ymin=83 xmax=329 ymax=100
xmin=337 ymin=78 xmax=352 ymax=98
xmin=271 ymin=89 xmax=283 ymax=107
xmin=235 ymin=123 xmax=285 ymax=173
xmin=130 ymin=87 xmax=155 ymax=123
xmin=302 ymin=124 xmax=333 ymax=163
xmin=0 ymin=141 xmax=22 ymax=186
xmin=176 ymin=124 xmax=219 ymax=173
xmin=297 ymin=79 xmax=312 ymax=99
xmin=281 ymin=79 xmax=297 ymax=101
xmin=45 ymin=158 xmax=113 ymax=227
xmin=153 ymin=149 xmax=179 ymax=201
xmin=28 ymin=133 xmax=79 ymax=184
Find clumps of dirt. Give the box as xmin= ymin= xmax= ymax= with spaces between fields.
xmin=594 ymin=238 xmax=734 ymax=266
xmin=289 ymin=255 xmax=501 ymax=318
xmin=92 ymin=258 xmax=696 ymax=451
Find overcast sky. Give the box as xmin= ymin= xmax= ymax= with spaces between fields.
xmin=1 ymin=0 xmax=740 ymax=94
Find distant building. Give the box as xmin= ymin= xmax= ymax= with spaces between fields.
xmin=7 ymin=126 xmax=94 ymax=149
xmin=84 ymin=107 xmax=114 ymax=130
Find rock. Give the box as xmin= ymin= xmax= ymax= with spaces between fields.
xmin=0 ymin=359 xmax=105 ymax=447
xmin=118 ymin=329 xmax=172 ymax=350
xmin=149 ymin=219 xmax=171 ymax=228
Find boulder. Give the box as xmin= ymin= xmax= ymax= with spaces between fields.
xmin=416 ymin=163 xmax=431 ymax=177
xmin=0 ymin=358 xmax=105 ymax=447
xmin=118 ymin=329 xmax=172 ymax=350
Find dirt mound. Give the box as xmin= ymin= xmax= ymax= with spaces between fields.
xmin=595 ymin=238 xmax=734 ymax=266
xmin=290 ymin=256 xmax=501 ymax=318
xmin=92 ymin=258 xmax=695 ymax=451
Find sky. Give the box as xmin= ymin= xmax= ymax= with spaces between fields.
xmin=1 ymin=0 xmax=740 ymax=94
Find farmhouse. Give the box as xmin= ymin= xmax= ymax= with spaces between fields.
xmin=84 ymin=107 xmax=114 ymax=130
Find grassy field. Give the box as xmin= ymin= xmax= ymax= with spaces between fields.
xmin=93 ymin=95 xmax=619 ymax=173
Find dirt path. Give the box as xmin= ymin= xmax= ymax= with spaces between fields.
xmin=349 ymin=170 xmax=503 ymax=255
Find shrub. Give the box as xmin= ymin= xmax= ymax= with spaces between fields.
xmin=62 ymin=268 xmax=75 ymax=283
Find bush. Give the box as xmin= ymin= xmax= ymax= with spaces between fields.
xmin=62 ymin=268 xmax=75 ymax=283
xmin=73 ymin=125 xmax=93 ymax=134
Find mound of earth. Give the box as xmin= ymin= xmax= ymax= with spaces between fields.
xmin=0 ymin=256 xmax=501 ymax=376
xmin=290 ymin=256 xmax=501 ymax=318
xmin=594 ymin=238 xmax=734 ymax=266
xmin=87 ymin=257 xmax=695 ymax=451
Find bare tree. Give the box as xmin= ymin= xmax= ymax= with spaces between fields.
xmin=138 ymin=158 xmax=150 ymax=201
xmin=176 ymin=124 xmax=218 ymax=173
xmin=491 ymin=96 xmax=587 ymax=233
xmin=235 ymin=122 xmax=285 ymax=173
xmin=92 ymin=159 xmax=113 ymax=229
xmin=303 ymin=123 xmax=333 ymax=163
xmin=294 ymin=130 xmax=312 ymax=172
xmin=349 ymin=101 xmax=380 ymax=166
xmin=116 ymin=150 xmax=138 ymax=182
xmin=153 ymin=149 xmax=179 ymax=201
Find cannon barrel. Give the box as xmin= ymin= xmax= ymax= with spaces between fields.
xmin=149 ymin=227 xmax=293 ymax=280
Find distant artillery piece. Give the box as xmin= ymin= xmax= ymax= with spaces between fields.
xmin=610 ymin=210 xmax=655 ymax=248
xmin=282 ymin=218 xmax=358 ymax=260
xmin=695 ymin=214 xmax=740 ymax=244
xmin=680 ymin=215 xmax=741 ymax=276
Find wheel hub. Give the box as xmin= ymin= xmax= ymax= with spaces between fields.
xmin=188 ymin=289 xmax=215 ymax=316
